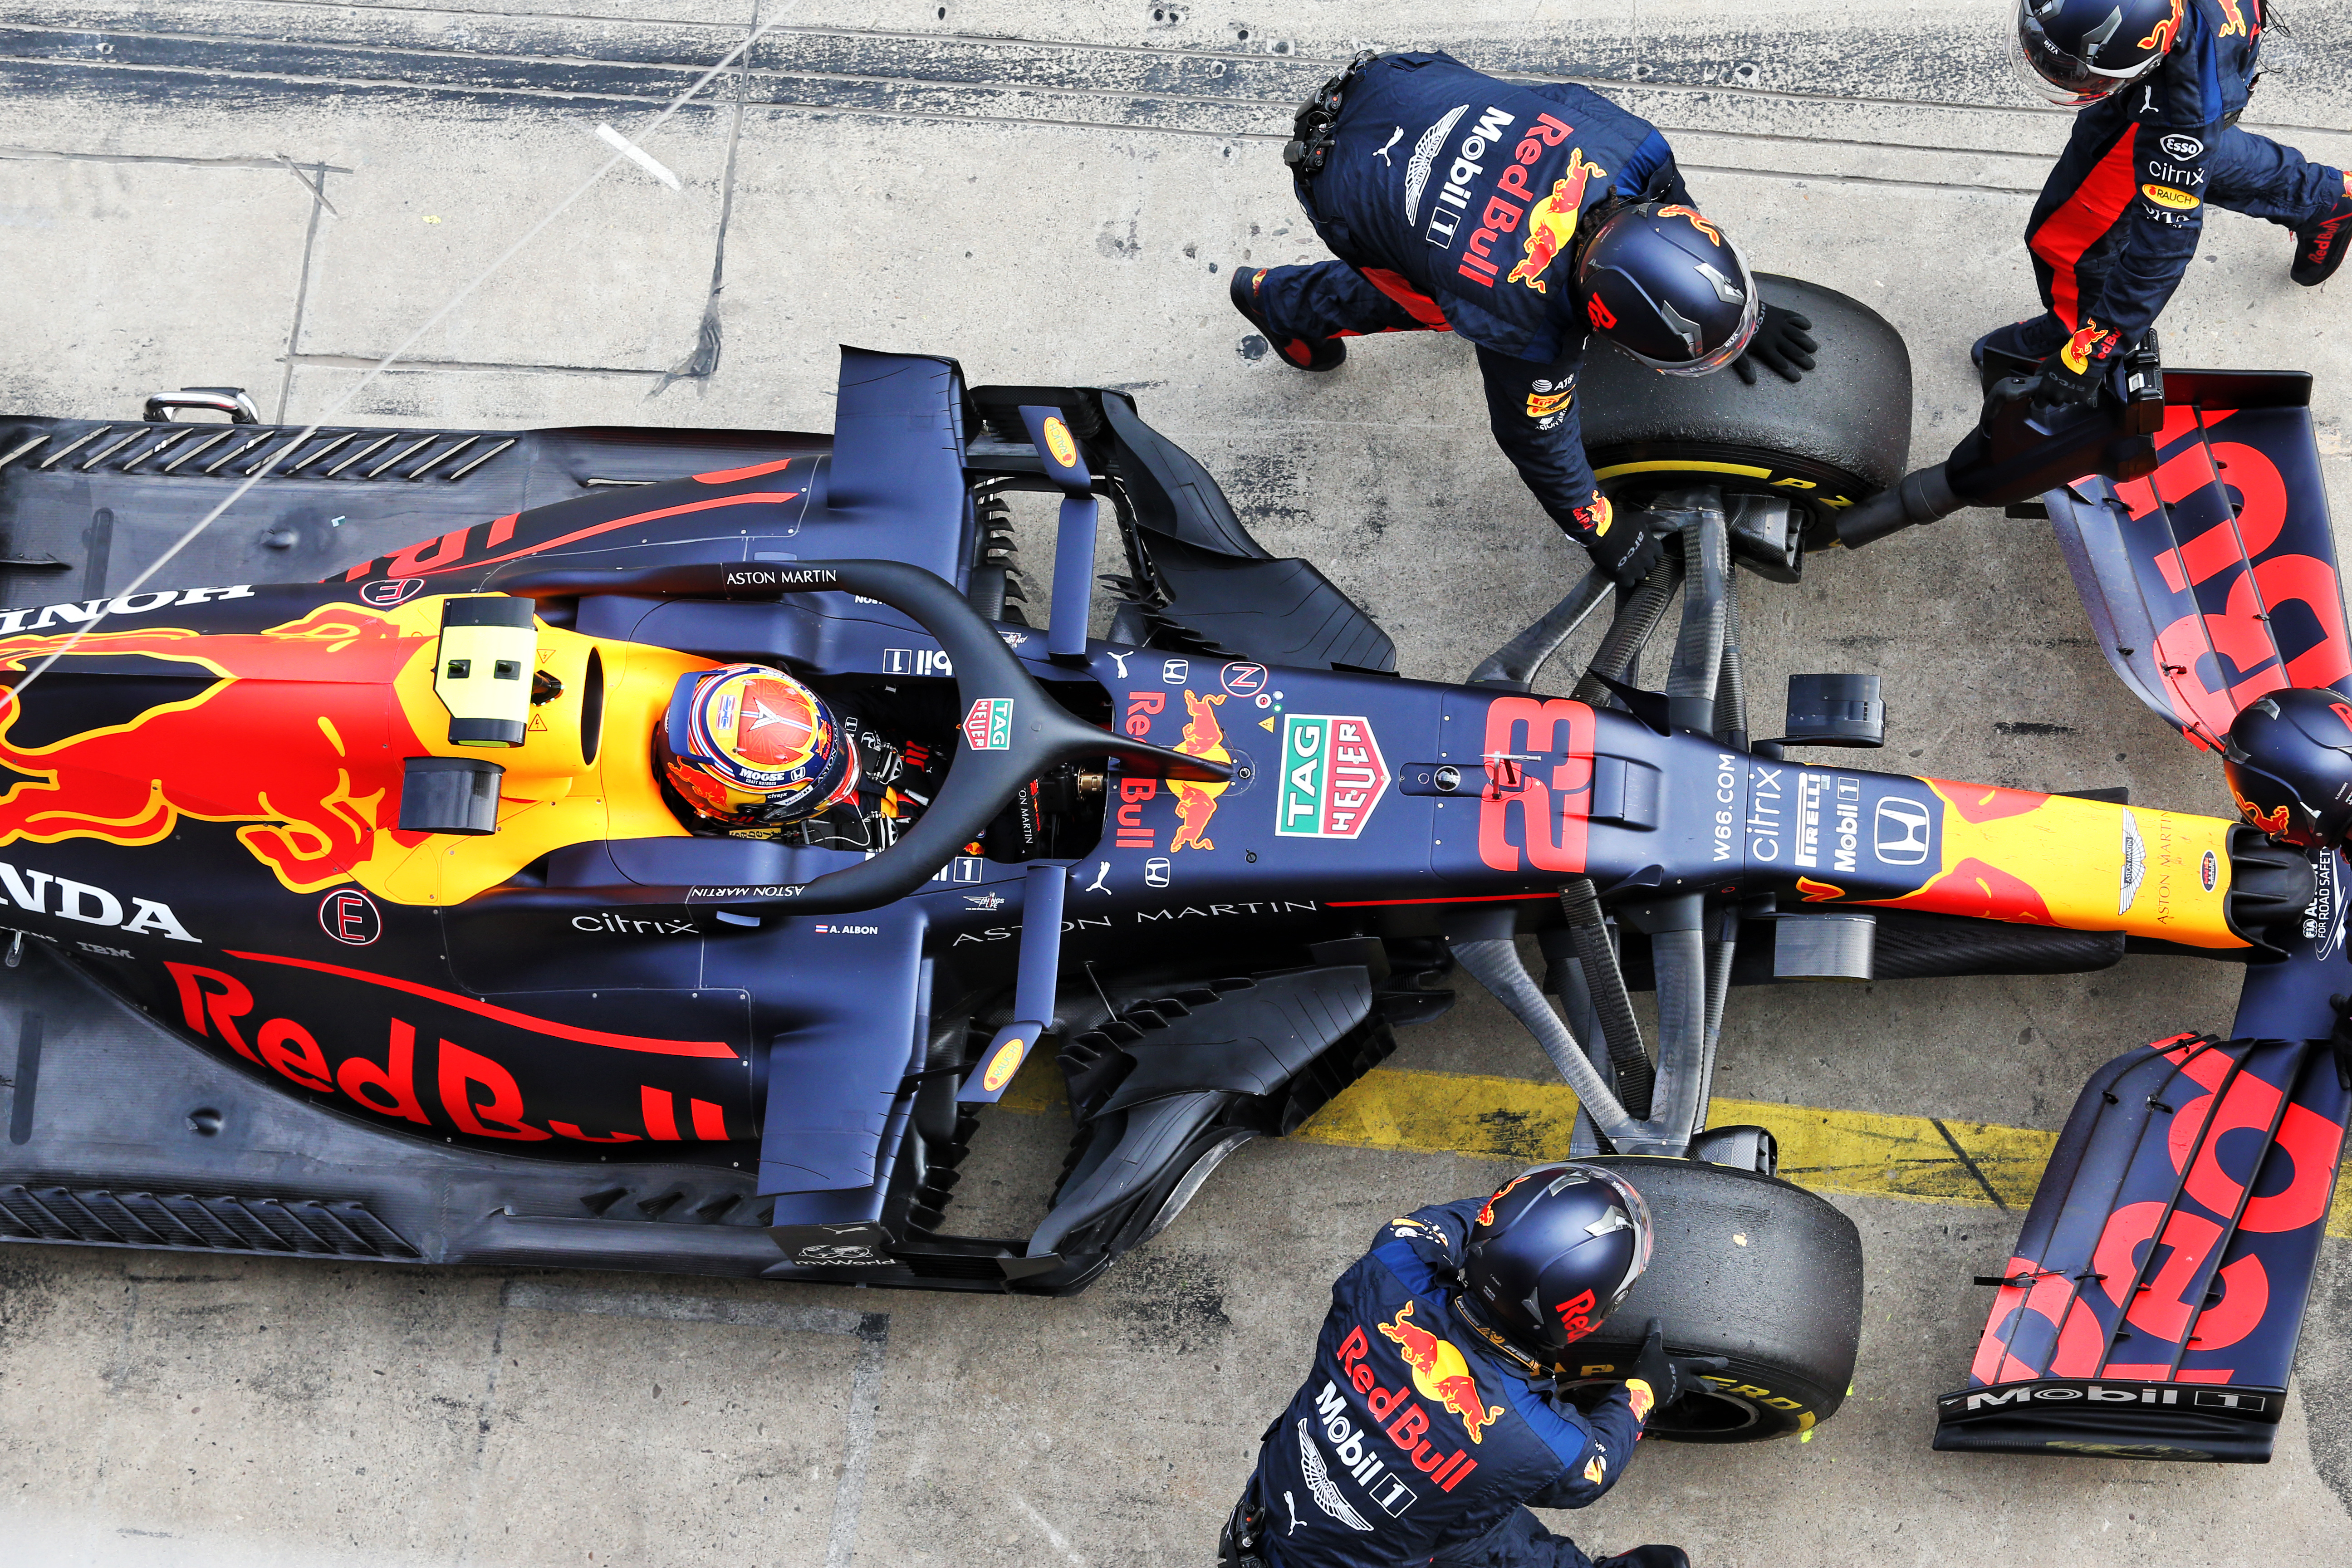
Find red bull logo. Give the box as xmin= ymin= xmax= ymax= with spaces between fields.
xmin=1476 ymin=1171 xmax=1534 ymax=1228
xmin=1505 ymin=149 xmax=1606 ymax=294
xmin=0 ymin=604 xmax=435 ymax=893
xmin=1170 ymin=690 xmax=1230 ymax=853
xmin=1657 ymin=204 xmax=1721 ymax=244
xmin=2234 ymin=787 xmax=2293 ymax=838
xmin=2137 ymin=0 xmax=2185 ymax=51
xmin=1332 ymin=1323 xmax=1482 ymax=1491
xmin=1377 ymin=1302 xmax=1505 ymax=1444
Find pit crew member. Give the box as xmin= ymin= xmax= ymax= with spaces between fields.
xmin=1977 ymin=0 xmax=2349 ymax=401
xmin=1230 ymin=52 xmax=1806 ymax=590
xmin=1219 ymin=1163 xmax=1724 ymax=1568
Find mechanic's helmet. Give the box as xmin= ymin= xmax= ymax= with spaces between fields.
xmin=2011 ymin=0 xmax=2180 ymax=107
xmin=1576 ymin=201 xmax=1759 ymax=377
xmin=1452 ymin=1164 xmax=1655 ymax=1374
xmin=657 ymin=663 xmax=858 ymax=828
xmin=2222 ymin=687 xmax=2352 ymax=851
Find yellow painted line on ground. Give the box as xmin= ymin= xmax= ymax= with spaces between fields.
xmin=1001 ymin=1063 xmax=2352 ymax=1239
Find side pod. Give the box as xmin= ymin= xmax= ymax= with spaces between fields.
xmin=1934 ymin=1034 xmax=2349 ymax=1462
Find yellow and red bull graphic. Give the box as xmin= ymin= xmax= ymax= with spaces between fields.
xmin=1326 ymin=1312 xmax=1485 ymax=1494
xmin=1107 ymin=686 xmax=1231 ymax=854
xmin=1656 ymin=204 xmax=1721 ymax=244
xmin=1378 ymin=1302 xmax=1506 ymax=1444
xmin=1475 ymin=1171 xmax=1534 ymax=1228
xmin=0 ymin=587 xmax=713 ymax=906
xmin=1503 ymin=149 xmax=1607 ymax=295
xmin=2136 ymin=0 xmax=2185 ymax=52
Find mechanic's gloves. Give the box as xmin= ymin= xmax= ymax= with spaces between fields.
xmin=1578 ymin=494 xmax=1661 ymax=589
xmin=1595 ymin=1550 xmax=1691 ymax=1568
xmin=1732 ymin=304 xmax=1817 ymax=385
xmin=2034 ymin=321 xmax=2124 ymax=407
xmin=1626 ymin=1319 xmax=1730 ymax=1417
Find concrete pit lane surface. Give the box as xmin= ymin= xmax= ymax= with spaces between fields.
xmin=3 ymin=1 xmax=2352 ymax=1563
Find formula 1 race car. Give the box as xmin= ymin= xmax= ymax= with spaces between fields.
xmin=0 ymin=284 xmax=2340 ymax=1462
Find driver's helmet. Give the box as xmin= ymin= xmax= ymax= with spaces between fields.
xmin=1453 ymin=1164 xmax=1655 ymax=1375
xmin=2011 ymin=0 xmax=2180 ymax=107
xmin=2222 ymin=687 xmax=2352 ymax=851
xmin=1576 ymin=201 xmax=1759 ymax=377
xmin=657 ymin=663 xmax=858 ymax=828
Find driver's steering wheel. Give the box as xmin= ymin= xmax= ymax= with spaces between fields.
xmin=481 ymin=558 xmax=1225 ymax=915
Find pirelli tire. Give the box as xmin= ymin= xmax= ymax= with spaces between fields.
xmin=1561 ymin=1154 xmax=1864 ymax=1443
xmin=1575 ymin=273 xmax=1913 ymax=550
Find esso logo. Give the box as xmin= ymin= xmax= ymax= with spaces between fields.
xmin=359 ymin=577 xmax=426 ymax=607
xmin=318 ymin=888 xmax=382 ymax=946
xmin=2159 ymin=134 xmax=2204 ymax=160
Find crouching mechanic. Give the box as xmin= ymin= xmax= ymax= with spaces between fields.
xmin=1979 ymin=0 xmax=2351 ymax=400
xmin=1220 ymin=1164 xmax=1728 ymax=1568
xmin=1230 ymin=52 xmax=1813 ymax=590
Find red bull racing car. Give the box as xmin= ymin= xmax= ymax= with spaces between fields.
xmin=0 ymin=290 xmax=2341 ymax=1463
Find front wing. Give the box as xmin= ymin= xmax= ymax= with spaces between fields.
xmin=1934 ymin=1031 xmax=2349 ymax=1461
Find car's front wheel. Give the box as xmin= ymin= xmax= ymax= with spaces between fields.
xmin=1553 ymin=1153 xmax=1865 ymax=1442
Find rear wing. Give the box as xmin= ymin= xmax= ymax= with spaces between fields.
xmin=1933 ymin=1032 xmax=2349 ymax=1462
xmin=2044 ymin=369 xmax=2352 ymax=748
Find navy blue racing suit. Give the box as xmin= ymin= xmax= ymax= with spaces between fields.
xmin=1245 ymin=54 xmax=1691 ymax=557
xmin=1989 ymin=0 xmax=2343 ymax=361
xmin=1241 ymin=1200 xmax=1650 ymax=1568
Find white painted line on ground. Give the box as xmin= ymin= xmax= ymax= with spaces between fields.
xmin=597 ymin=122 xmax=682 ymax=190
xmin=1013 ymin=1494 xmax=1089 ymax=1568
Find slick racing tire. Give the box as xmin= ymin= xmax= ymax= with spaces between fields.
xmin=1557 ymin=1155 xmax=1863 ymax=1443
xmin=1577 ymin=273 xmax=1912 ymax=550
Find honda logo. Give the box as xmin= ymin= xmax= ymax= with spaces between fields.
xmin=1872 ymin=797 xmax=1932 ymax=865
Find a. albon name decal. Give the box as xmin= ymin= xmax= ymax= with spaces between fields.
xmin=0 ymin=859 xmax=198 ymax=940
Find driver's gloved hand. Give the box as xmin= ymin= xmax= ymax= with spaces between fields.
xmin=2034 ymin=322 xmax=2124 ymax=407
xmin=1732 ymin=304 xmax=1817 ymax=385
xmin=1627 ymin=1318 xmax=1730 ymax=1411
xmin=1577 ymin=494 xmax=1662 ymax=589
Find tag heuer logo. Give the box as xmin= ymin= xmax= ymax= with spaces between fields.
xmin=1277 ymin=714 xmax=1390 ymax=838
xmin=961 ymin=697 xmax=1013 ymax=750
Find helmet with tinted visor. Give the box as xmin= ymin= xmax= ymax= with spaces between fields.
xmin=657 ymin=663 xmax=858 ymax=828
xmin=2011 ymin=0 xmax=2179 ymax=107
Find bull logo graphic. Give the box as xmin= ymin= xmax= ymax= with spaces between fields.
xmin=1169 ymin=691 xmax=1230 ymax=853
xmin=1378 ymin=1302 xmax=1504 ymax=1443
xmin=0 ymin=604 xmax=435 ymax=892
xmin=1505 ymin=150 xmax=1606 ymax=294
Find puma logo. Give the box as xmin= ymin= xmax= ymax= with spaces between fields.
xmin=1372 ymin=125 xmax=1401 ymax=167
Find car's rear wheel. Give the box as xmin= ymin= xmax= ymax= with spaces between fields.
xmin=1554 ymin=1154 xmax=1864 ymax=1443
xmin=1577 ymin=274 xmax=1914 ymax=549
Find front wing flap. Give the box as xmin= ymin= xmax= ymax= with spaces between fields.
xmin=1934 ymin=1033 xmax=2349 ymax=1462
xmin=2045 ymin=373 xmax=2352 ymax=750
